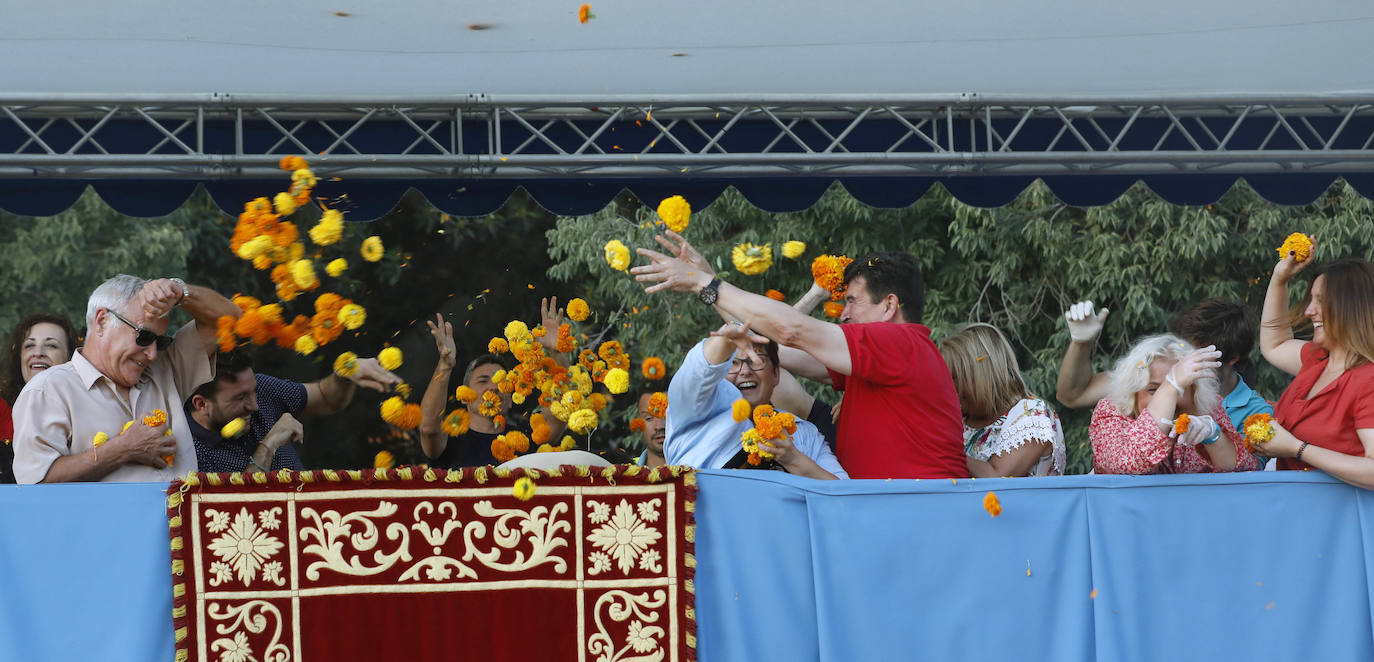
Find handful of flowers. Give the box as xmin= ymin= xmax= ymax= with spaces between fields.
xmin=1174 ymin=414 xmax=1190 ymax=435
xmin=1276 ymin=233 xmax=1314 ymax=262
xmin=811 ymin=254 xmax=853 ymax=301
xmin=1243 ymin=413 xmax=1274 ymax=451
xmin=739 ymin=404 xmax=797 ymax=466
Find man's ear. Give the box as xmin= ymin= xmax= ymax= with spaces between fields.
xmin=1224 ymin=356 xmax=1240 ymax=367
xmin=189 ymin=394 xmax=209 ymax=415
xmin=883 ymin=294 xmax=902 ymax=322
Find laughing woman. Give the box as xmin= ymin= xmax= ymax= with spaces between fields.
xmin=1256 ymin=251 xmax=1374 ymax=488
xmin=0 ymin=313 xmax=80 ymax=483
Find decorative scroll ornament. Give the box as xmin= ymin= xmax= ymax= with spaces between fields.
xmin=587 ymin=589 xmax=668 ymax=662
xmin=461 ymin=500 xmax=571 ymax=574
xmin=298 ymin=501 xmax=412 ymax=580
xmin=208 ymin=600 xmax=291 ymax=662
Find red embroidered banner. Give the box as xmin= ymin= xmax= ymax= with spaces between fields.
xmin=167 ymin=465 xmax=697 ymax=662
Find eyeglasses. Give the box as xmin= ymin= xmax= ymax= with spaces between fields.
xmin=727 ymin=355 xmax=769 ymax=374
xmin=106 ymin=309 xmax=174 ymax=351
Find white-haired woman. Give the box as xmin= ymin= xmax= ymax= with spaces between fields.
xmin=940 ymin=323 xmax=1066 ymax=476
xmin=1090 ymin=334 xmax=1260 ymax=474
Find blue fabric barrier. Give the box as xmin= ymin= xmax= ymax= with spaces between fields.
xmin=1 ymin=471 xmax=1370 ymax=661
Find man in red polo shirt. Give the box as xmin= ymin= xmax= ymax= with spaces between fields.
xmin=633 ymin=234 xmax=966 ymax=479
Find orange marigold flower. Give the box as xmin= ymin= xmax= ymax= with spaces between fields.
xmin=812 ymin=254 xmax=853 ymax=294
xmin=641 ymin=356 xmax=666 ymax=380
xmin=532 ymin=424 xmax=552 ymax=445
xmin=578 ymin=349 xmax=598 ymax=372
xmin=555 ymin=323 xmax=576 ymax=353
xmin=374 ymin=450 xmax=395 ymax=469
xmin=279 ymin=156 xmax=308 ymax=171
xmin=493 ymin=414 xmax=507 ymax=430
xmin=577 ymin=3 xmax=593 ymax=23
xmin=143 ymin=409 xmax=168 ymax=427
xmin=1174 ymin=414 xmax=1190 ymax=435
xmin=823 ymin=301 xmax=844 ymax=318
xmin=234 ymin=309 xmax=263 ymax=341
xmin=983 ymin=492 xmax=1002 ymax=517
xmin=589 ymin=393 xmax=608 ymax=412
xmin=746 ymin=452 xmax=761 ymax=466
xmin=648 ymin=392 xmax=667 ymax=419
xmin=310 ymin=312 xmax=344 ymax=346
xmin=765 ymin=289 xmax=786 ymax=301
xmin=442 ymin=409 xmax=471 ymax=436
xmin=630 ymin=418 xmax=646 ymax=432
xmin=491 ymin=438 xmax=515 ymax=463
xmin=504 ymin=430 xmax=531 ymax=454
xmin=732 ymin=398 xmax=751 ymax=423
xmin=216 ymin=316 xmax=237 ymax=353
xmin=1276 ymin=232 xmax=1314 ymax=262
xmin=314 ymin=292 xmax=343 ymax=314
xmin=393 ymin=403 xmax=421 ymax=430
xmin=489 ymin=337 xmax=510 ymax=354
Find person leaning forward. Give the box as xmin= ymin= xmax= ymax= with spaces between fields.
xmin=11 ymin=274 xmax=239 ymax=483
xmin=633 ymin=232 xmax=967 ymax=479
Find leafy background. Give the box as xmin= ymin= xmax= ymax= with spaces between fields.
xmin=4 ymin=179 xmax=1372 ymax=473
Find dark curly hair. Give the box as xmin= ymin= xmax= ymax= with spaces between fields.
xmin=1 ymin=313 xmax=81 ymax=404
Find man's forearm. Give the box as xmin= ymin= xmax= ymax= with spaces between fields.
xmin=315 ymin=373 xmax=356 ymax=415
xmin=418 ymin=364 xmax=451 ymax=458
xmin=41 ymin=448 xmax=128 ymax=483
xmin=711 ymin=281 xmax=815 ymax=346
xmin=249 ymin=443 xmax=277 ymax=472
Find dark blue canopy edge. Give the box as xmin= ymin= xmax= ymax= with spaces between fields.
xmin=0 ymin=174 xmax=1368 ymax=221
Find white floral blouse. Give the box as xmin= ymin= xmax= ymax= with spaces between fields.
xmin=963 ymin=397 xmax=1066 ymax=476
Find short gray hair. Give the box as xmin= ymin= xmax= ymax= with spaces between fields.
xmin=86 ymin=274 xmax=148 ymax=330
xmin=1108 ymin=333 xmax=1220 ymax=417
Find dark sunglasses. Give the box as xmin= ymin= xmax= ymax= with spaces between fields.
xmin=106 ymin=309 xmax=174 ymax=351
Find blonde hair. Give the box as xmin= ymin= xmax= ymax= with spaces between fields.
xmin=1108 ymin=334 xmax=1219 ymax=417
xmin=939 ymin=323 xmax=1030 ymax=423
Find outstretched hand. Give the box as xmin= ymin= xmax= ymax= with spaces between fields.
xmin=631 ymin=247 xmax=714 ymax=295
xmin=710 ymin=321 xmax=770 ymax=364
xmin=538 ymin=296 xmax=564 ymax=352
xmin=426 ymin=313 xmax=456 ymax=370
xmin=652 ymin=230 xmax=713 ymax=276
xmin=349 ymin=357 xmax=402 ymax=392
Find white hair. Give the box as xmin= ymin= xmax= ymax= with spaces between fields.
xmin=1108 ymin=333 xmax=1220 ymax=417
xmin=86 ymin=274 xmax=148 ymax=330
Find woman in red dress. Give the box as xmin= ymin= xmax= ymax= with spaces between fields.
xmin=1257 ymin=248 xmax=1374 ymax=488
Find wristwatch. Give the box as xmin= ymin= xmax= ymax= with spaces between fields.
xmin=699 ymin=277 xmax=721 ymax=306
xmin=169 ymin=278 xmax=190 ymax=306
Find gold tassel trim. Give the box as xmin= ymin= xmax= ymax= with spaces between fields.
xmin=170 ymin=536 xmax=182 ymax=551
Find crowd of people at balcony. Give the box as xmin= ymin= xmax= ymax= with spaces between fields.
xmin=1 ymin=233 xmax=1370 ymax=489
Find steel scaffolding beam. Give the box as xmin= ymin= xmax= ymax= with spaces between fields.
xmin=3 ymin=94 xmax=1374 ymax=179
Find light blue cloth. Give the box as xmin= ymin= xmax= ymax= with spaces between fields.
xmin=3 ymin=473 xmax=1374 ymax=660
xmin=664 ymin=340 xmax=846 ymax=477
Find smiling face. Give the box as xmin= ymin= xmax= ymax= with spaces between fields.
xmin=726 ymin=345 xmax=779 ymax=408
xmin=637 ymin=393 xmax=666 ymax=456
xmin=20 ymin=322 xmax=71 ymax=384
xmin=198 ymin=369 xmax=258 ymax=429
xmin=1307 ymin=274 xmax=1327 ymax=348
xmin=87 ymin=306 xmax=168 ymax=389
xmin=839 ymin=276 xmax=897 ymax=325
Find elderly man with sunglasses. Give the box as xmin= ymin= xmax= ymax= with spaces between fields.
xmin=12 ymin=274 xmax=238 ymax=483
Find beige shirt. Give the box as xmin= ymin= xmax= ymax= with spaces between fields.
xmin=12 ymin=322 xmax=212 ymax=483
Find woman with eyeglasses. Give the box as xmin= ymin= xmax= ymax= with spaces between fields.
xmin=0 ymin=313 xmax=80 ymax=483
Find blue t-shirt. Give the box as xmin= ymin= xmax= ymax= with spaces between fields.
xmin=1224 ymin=375 xmax=1274 ymax=469
xmin=663 ymin=340 xmax=847 ymax=477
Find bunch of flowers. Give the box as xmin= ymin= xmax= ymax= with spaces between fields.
xmin=739 ymin=404 xmax=796 ymax=466
xmin=1243 ymin=413 xmax=1275 ymax=451
xmin=812 ymin=254 xmax=853 ymax=301
xmin=1174 ymin=414 xmax=1190 ymax=435
xmin=1276 ymin=233 xmax=1314 ymax=262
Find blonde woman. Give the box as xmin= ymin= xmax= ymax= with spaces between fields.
xmin=940 ymin=323 xmax=1065 ymax=477
xmin=1090 ymin=334 xmax=1259 ymax=474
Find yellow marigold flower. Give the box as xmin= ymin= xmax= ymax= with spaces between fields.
xmin=513 ymin=476 xmax=536 ymax=501
xmin=92 ymin=432 xmax=109 ymax=447
xmin=252 ymin=255 xmax=272 ymax=270
xmin=568 ymin=408 xmax=599 ymax=434
xmin=122 ymin=420 xmax=135 ymax=434
xmin=294 ymin=335 xmax=318 ymax=355
xmin=325 ymin=258 xmax=348 ymax=277
xmin=559 ymin=435 xmax=577 ymax=451
xmin=442 ymin=409 xmax=470 ymax=436
xmin=1276 ymin=232 xmax=1314 ymax=262
xmin=656 ymin=195 xmax=691 ymax=233
xmin=380 ymin=396 xmax=405 ymax=424
xmin=604 ymin=239 xmax=631 ymax=272
xmin=291 ymin=259 xmax=318 ymax=290
xmin=489 ymin=337 xmax=510 ymax=354
xmin=561 ymin=391 xmax=584 ymax=408
xmin=273 ymin=192 xmax=298 ymax=216
xmin=334 ymin=351 xmax=359 ymax=378
xmin=337 ymin=303 xmax=366 ymax=330
xmin=782 ymin=240 xmax=806 ymax=259
xmin=983 ymin=492 xmax=1002 ymax=517
xmin=731 ymin=242 xmax=773 ymax=275
xmin=641 ymin=356 xmax=666 ymax=380
xmin=360 ymin=236 xmax=385 ymax=262
xmin=504 ymin=320 xmax=531 ymax=343
xmin=144 ymin=409 xmax=168 ymax=427
xmin=309 ymin=213 xmax=344 ymax=246
xmin=221 ymin=418 xmax=247 ymax=439
xmin=235 ymin=235 xmax=274 ymax=261
xmin=536 ymin=443 xmax=556 ymax=453
xmin=395 ymin=382 xmax=412 ymax=398
xmin=291 ymin=168 xmax=318 ymax=188
xmin=1244 ymin=413 xmax=1275 ymax=450
xmin=512 ymin=392 xmax=526 ymax=405
xmin=377 ymin=346 xmax=403 ymax=371
xmin=549 ymin=401 xmax=571 ymax=421
xmin=374 ymin=450 xmax=395 ymax=469
xmin=732 ymin=398 xmax=751 ymax=423
xmin=604 ymin=368 xmax=630 ymax=394
xmin=567 ymin=298 xmax=591 ymax=322
xmin=455 ymin=385 xmax=478 ymax=402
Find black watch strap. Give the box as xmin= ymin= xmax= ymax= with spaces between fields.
xmin=699 ymin=277 xmax=721 ymax=306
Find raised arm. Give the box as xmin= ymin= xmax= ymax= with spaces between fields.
xmin=301 ymin=357 xmax=401 ymax=417
xmin=139 ymin=278 xmax=240 ymax=359
xmin=418 ymin=314 xmax=457 ymax=460
xmin=1055 ymin=301 xmax=1112 ymax=408
xmin=1260 ymin=251 xmax=1315 ymax=377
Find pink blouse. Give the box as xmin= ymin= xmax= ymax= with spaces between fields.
xmin=1090 ymin=398 xmax=1260 ymax=474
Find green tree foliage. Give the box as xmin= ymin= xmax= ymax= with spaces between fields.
xmin=547 ymin=180 xmax=1374 ymax=472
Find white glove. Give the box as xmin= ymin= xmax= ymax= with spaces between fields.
xmin=1165 ymin=346 xmax=1222 ymax=391
xmin=1064 ymin=301 xmax=1109 ymax=343
xmin=1171 ymin=414 xmax=1220 ymax=447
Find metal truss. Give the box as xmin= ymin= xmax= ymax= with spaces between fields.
xmin=3 ymin=93 xmax=1374 ymax=179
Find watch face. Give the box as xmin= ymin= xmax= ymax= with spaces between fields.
xmin=699 ymin=283 xmax=718 ymax=306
